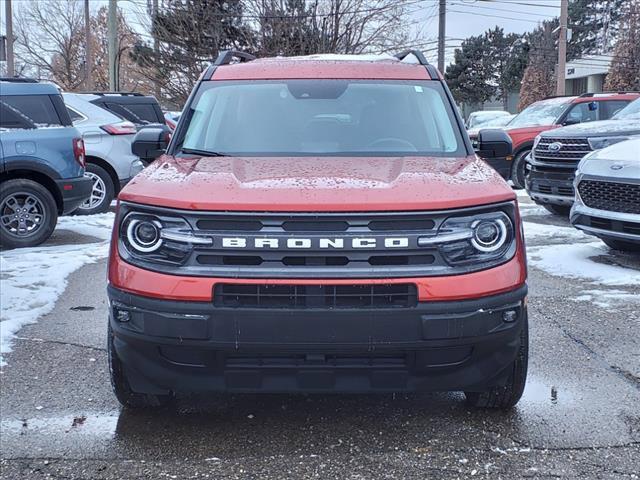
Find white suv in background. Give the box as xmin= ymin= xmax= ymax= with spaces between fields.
xmin=64 ymin=93 xmax=144 ymax=214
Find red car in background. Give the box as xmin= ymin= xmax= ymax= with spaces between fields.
xmin=471 ymin=92 xmax=638 ymax=188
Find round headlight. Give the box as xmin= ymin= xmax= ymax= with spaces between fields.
xmin=126 ymin=218 xmax=162 ymax=253
xmin=471 ymin=219 xmax=508 ymax=252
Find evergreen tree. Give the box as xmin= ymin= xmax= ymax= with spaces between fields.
xmin=604 ymin=0 xmax=640 ymax=91
xmin=445 ymin=34 xmax=496 ymax=106
xmin=568 ymin=0 xmax=625 ymax=60
xmin=256 ymin=0 xmax=324 ymax=57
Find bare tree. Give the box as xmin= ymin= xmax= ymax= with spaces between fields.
xmin=244 ymin=0 xmax=420 ymax=56
xmin=14 ymin=0 xmax=85 ymax=88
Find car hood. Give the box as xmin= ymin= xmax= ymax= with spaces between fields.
xmin=542 ymin=119 xmax=640 ymax=138
xmin=579 ymin=138 xmax=640 ymax=179
xmin=120 ymin=155 xmax=515 ymax=212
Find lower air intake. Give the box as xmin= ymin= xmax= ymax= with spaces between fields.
xmin=214 ymin=283 xmax=418 ymax=309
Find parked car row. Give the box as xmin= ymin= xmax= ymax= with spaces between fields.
xmin=467 ymin=92 xmax=639 ymax=188
xmin=0 ymin=78 xmax=174 ymax=249
xmin=526 ymin=98 xmax=640 ymax=252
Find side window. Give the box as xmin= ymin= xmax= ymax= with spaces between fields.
xmin=600 ymin=100 xmax=629 ymax=120
xmin=128 ymin=103 xmax=161 ymax=123
xmin=0 ymin=102 xmax=35 ymax=129
xmin=564 ymin=102 xmax=598 ymax=124
xmin=67 ymin=107 xmax=86 ymax=124
xmin=103 ymin=102 xmax=148 ymax=125
xmin=1 ymin=95 xmax=63 ymax=127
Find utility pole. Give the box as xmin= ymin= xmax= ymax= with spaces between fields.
xmin=84 ymin=0 xmax=93 ymax=90
xmin=437 ymin=0 xmax=446 ymax=73
xmin=152 ymin=0 xmax=160 ymax=99
xmin=556 ymin=0 xmax=569 ymax=96
xmin=108 ymin=0 xmax=118 ymax=91
xmin=5 ymin=0 xmax=14 ymax=77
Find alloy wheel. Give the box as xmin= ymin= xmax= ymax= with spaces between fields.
xmin=80 ymin=171 xmax=107 ymax=210
xmin=0 ymin=192 xmax=46 ymax=237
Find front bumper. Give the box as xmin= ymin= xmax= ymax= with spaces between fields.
xmin=525 ymin=167 xmax=575 ymax=207
xmin=108 ymin=284 xmax=528 ymax=395
xmin=55 ymin=176 xmax=93 ymax=214
xmin=571 ymin=203 xmax=640 ymax=244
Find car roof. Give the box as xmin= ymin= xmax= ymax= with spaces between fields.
xmin=63 ymin=93 xmax=124 ymax=123
xmin=87 ymin=93 xmax=160 ymax=105
xmin=0 ymin=81 xmax=61 ymax=96
xmin=210 ymin=56 xmax=433 ymax=81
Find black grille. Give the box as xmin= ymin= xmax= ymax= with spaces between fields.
xmin=214 ymin=283 xmax=418 ymax=309
xmin=578 ymin=180 xmax=640 ymax=214
xmin=534 ymin=137 xmax=592 ymax=168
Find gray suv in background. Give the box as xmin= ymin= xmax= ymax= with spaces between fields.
xmin=64 ymin=93 xmax=144 ymax=214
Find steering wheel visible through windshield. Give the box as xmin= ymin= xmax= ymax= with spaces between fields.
xmin=178 ymin=80 xmax=465 ymax=157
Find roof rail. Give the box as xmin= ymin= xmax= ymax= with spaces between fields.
xmin=0 ymin=76 xmax=39 ymax=83
xmin=394 ymin=49 xmax=440 ymax=78
xmin=82 ymin=91 xmax=144 ymax=96
xmin=214 ymin=50 xmax=256 ymax=66
xmin=579 ymin=91 xmax=640 ymax=97
xmin=394 ymin=50 xmax=429 ymax=66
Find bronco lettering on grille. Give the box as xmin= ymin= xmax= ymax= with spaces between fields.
xmin=220 ymin=237 xmax=410 ymax=249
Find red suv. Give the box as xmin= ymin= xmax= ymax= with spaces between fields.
xmin=107 ymin=51 xmax=528 ymax=409
xmin=478 ymin=93 xmax=638 ymax=188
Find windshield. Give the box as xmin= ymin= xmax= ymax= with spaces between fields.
xmin=508 ymin=99 xmax=570 ymax=128
xmin=468 ymin=112 xmax=508 ymax=129
xmin=613 ymin=99 xmax=640 ymax=120
xmin=180 ymin=80 xmax=465 ymax=157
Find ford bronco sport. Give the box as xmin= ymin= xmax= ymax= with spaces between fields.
xmin=107 ymin=51 xmax=528 ymax=409
xmin=1 ymin=79 xmax=91 ymax=248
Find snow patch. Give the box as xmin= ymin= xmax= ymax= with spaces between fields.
xmin=0 ymin=213 xmax=114 ymax=366
xmin=523 ymin=221 xmax=588 ymax=241
xmin=571 ymin=289 xmax=640 ymax=309
xmin=528 ymin=241 xmax=640 ymax=286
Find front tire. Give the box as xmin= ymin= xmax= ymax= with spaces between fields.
xmin=108 ymin=325 xmax=172 ymax=409
xmin=0 ymin=179 xmax=58 ymax=249
xmin=465 ymin=311 xmax=528 ymax=409
xmin=602 ymin=238 xmax=640 ymax=253
xmin=75 ymin=164 xmax=114 ymax=215
xmin=510 ymin=150 xmax=530 ymax=190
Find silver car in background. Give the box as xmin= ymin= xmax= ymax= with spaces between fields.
xmin=571 ymin=137 xmax=640 ymax=252
xmin=64 ymin=93 xmax=144 ymax=214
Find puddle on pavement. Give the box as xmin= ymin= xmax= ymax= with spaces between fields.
xmin=519 ymin=378 xmax=572 ymax=407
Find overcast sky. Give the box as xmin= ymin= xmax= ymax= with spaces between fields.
xmin=1 ymin=0 xmax=562 ymax=65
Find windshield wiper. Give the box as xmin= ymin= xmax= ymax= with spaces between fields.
xmin=179 ymin=147 xmax=228 ymax=157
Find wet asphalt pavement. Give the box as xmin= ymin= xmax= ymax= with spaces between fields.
xmin=1 ymin=196 xmax=639 ymax=479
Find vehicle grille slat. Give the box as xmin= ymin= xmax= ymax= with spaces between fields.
xmin=533 ymin=137 xmax=592 ymax=168
xmin=578 ymin=180 xmax=640 ymax=214
xmin=214 ymin=283 xmax=418 ymax=309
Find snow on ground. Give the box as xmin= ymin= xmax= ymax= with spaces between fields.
xmin=528 ymin=241 xmax=640 ymax=287
xmin=0 ymin=213 xmax=114 ymax=366
xmin=522 ymin=221 xmax=589 ymax=241
xmin=572 ymin=289 xmax=640 ymax=309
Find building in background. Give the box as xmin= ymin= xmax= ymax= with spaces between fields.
xmin=565 ymin=55 xmax=613 ymax=95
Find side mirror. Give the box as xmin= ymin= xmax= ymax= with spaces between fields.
xmin=476 ymin=128 xmax=512 ymax=159
xmin=131 ymin=126 xmax=171 ymax=162
xmin=563 ymin=118 xmax=581 ymax=126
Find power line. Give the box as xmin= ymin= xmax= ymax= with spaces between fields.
xmin=450 ymin=1 xmax=556 ymax=18
xmin=447 ymin=9 xmax=547 ymax=24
